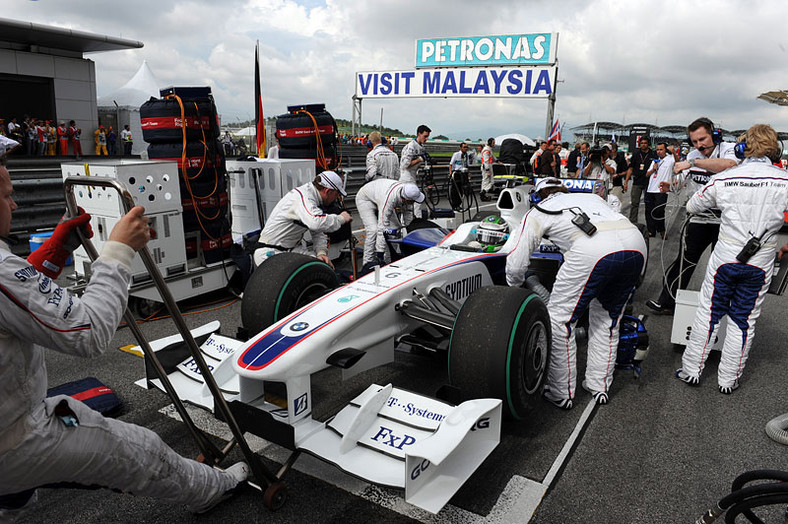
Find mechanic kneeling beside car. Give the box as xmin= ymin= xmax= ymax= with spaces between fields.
xmin=505 ymin=178 xmax=647 ymax=409
xmin=253 ymin=170 xmax=352 ymax=269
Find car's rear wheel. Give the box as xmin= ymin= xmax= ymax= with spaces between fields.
xmin=448 ymin=286 xmax=550 ymax=419
xmin=241 ymin=252 xmax=339 ymax=335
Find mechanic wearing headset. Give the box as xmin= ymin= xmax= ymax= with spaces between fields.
xmin=506 ymin=178 xmax=646 ymax=408
xmin=645 ymin=117 xmax=739 ymax=315
xmin=365 ymin=131 xmax=399 ymax=182
xmin=0 ymin=165 xmax=248 ymax=518
xmin=355 ymin=178 xmax=424 ymax=271
xmin=676 ymin=124 xmax=788 ymax=394
xmin=254 ymin=170 xmax=352 ymax=268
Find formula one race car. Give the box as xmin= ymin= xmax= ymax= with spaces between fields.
xmin=142 ymin=177 xmax=648 ymax=513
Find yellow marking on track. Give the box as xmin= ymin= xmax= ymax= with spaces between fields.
xmin=120 ymin=344 xmax=143 ymax=357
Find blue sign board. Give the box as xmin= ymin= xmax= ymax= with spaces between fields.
xmin=415 ymin=33 xmax=557 ymax=68
xmin=355 ymin=67 xmax=556 ymax=99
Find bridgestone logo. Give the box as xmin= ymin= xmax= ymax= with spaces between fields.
xmin=445 ymin=274 xmax=482 ymax=300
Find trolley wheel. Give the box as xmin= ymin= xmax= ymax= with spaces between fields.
xmin=263 ymin=482 xmax=288 ymax=510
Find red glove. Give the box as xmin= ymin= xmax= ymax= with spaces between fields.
xmin=28 ymin=209 xmax=93 ymax=278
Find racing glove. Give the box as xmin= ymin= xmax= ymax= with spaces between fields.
xmin=28 ymin=209 xmax=93 ymax=278
xmin=375 ymin=251 xmax=386 ymax=265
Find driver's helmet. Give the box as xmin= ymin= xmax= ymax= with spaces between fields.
xmin=476 ymin=215 xmax=510 ymax=251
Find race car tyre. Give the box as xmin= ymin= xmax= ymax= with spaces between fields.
xmin=449 ymin=286 xmax=550 ymax=419
xmin=241 ymin=252 xmax=339 ymax=335
xmin=405 ymin=218 xmax=441 ymax=231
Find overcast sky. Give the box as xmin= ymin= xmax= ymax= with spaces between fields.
xmin=10 ymin=0 xmax=788 ymax=141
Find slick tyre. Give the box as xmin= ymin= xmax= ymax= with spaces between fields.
xmin=241 ymin=253 xmax=339 ymax=335
xmin=449 ymin=286 xmax=550 ymax=419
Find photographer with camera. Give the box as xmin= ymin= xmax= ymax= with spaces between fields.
xmin=582 ymin=144 xmax=616 ymax=182
xmin=675 ymin=124 xmax=788 ymax=394
xmin=399 ymin=125 xmax=430 ymax=220
xmin=506 ymin=178 xmax=646 ymax=408
xmin=645 ymin=118 xmax=738 ymax=315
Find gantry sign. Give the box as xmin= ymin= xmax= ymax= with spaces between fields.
xmin=352 ymin=33 xmax=559 ymax=137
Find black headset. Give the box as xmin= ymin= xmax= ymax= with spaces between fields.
xmin=688 ymin=117 xmax=723 ymax=147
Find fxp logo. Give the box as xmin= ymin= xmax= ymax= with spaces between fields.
xmin=290 ymin=322 xmax=309 ymax=332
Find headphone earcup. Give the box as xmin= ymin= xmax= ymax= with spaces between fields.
xmin=734 ymin=141 xmax=746 ymax=160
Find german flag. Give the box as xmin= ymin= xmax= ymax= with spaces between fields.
xmin=255 ymin=41 xmax=267 ymax=158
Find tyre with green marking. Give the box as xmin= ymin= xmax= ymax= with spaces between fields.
xmin=241 ymin=253 xmax=339 ymax=335
xmin=448 ymin=285 xmax=550 ymax=419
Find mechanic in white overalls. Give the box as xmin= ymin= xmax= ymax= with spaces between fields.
xmin=506 ymin=178 xmax=646 ymax=408
xmin=0 ymin=165 xmax=247 ymax=518
xmin=254 ymin=170 xmax=352 ymax=267
xmin=365 ymin=131 xmax=399 ymax=182
xmin=355 ymin=178 xmax=424 ymax=270
xmin=676 ymin=124 xmax=788 ymax=394
xmin=399 ymin=124 xmax=430 ymax=221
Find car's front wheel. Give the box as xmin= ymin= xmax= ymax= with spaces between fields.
xmin=448 ymin=286 xmax=550 ymax=419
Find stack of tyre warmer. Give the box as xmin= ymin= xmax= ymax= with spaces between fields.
xmin=276 ymin=104 xmax=339 ymax=170
xmin=141 ymin=94 xmax=232 ymax=264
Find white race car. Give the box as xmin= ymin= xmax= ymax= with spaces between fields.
xmin=144 ymin=179 xmax=647 ymax=513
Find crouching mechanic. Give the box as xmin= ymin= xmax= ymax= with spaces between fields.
xmin=675 ymin=124 xmax=788 ymax=394
xmin=355 ymin=178 xmax=424 ymax=271
xmin=506 ymin=178 xmax=646 ymax=408
xmin=254 ymin=170 xmax=352 ymax=267
xmin=0 ymin=165 xmax=247 ymax=518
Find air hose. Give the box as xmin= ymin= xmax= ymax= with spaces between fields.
xmin=694 ymin=469 xmax=788 ymax=523
xmin=525 ymin=274 xmax=551 ymax=304
xmin=766 ymin=412 xmax=788 ymax=445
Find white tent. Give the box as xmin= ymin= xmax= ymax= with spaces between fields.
xmin=494 ymin=133 xmax=536 ymax=147
xmin=97 ymin=61 xmax=160 ymax=155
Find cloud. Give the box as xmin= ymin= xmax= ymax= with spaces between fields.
xmin=6 ymin=0 xmax=788 ymax=140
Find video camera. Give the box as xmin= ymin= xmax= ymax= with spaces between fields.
xmin=588 ymin=148 xmax=604 ymax=164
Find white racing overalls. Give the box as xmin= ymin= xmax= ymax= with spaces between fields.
xmin=355 ymin=179 xmax=410 ymax=265
xmin=254 ymin=181 xmax=347 ymax=266
xmin=681 ymin=157 xmax=788 ymax=388
xmin=365 ymin=144 xmax=399 ymax=182
xmin=399 ymin=139 xmax=425 ymax=221
xmin=506 ymin=193 xmax=646 ymax=400
xmin=0 ymin=241 xmax=238 ymax=511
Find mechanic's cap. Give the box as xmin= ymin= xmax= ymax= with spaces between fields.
xmin=534 ymin=177 xmax=564 ymax=193
xmin=401 ymin=183 xmax=425 ymax=203
xmin=318 ymin=170 xmax=347 ymax=196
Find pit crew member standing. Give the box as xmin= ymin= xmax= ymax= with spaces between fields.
xmin=624 ymin=137 xmax=658 ymax=224
xmin=646 ymin=118 xmax=739 ymax=315
xmin=399 ymin=124 xmax=430 ymax=221
xmin=253 ymin=170 xmax=352 ymax=267
xmin=506 ymin=178 xmax=646 ymax=408
xmin=355 ymin=178 xmax=424 ymax=269
xmin=0 ymin=165 xmax=248 ymax=517
xmin=480 ymin=138 xmax=496 ymax=201
xmin=675 ymin=124 xmax=788 ymax=394
xmin=644 ymin=142 xmax=675 ymax=239
xmin=365 ymin=131 xmax=399 ymax=182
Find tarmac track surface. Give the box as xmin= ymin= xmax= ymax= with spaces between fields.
xmin=16 ymin=192 xmax=788 ymax=523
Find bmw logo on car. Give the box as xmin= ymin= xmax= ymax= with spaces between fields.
xmin=290 ymin=322 xmax=309 ymax=331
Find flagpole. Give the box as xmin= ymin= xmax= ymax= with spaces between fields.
xmin=255 ymin=40 xmax=267 ymax=158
